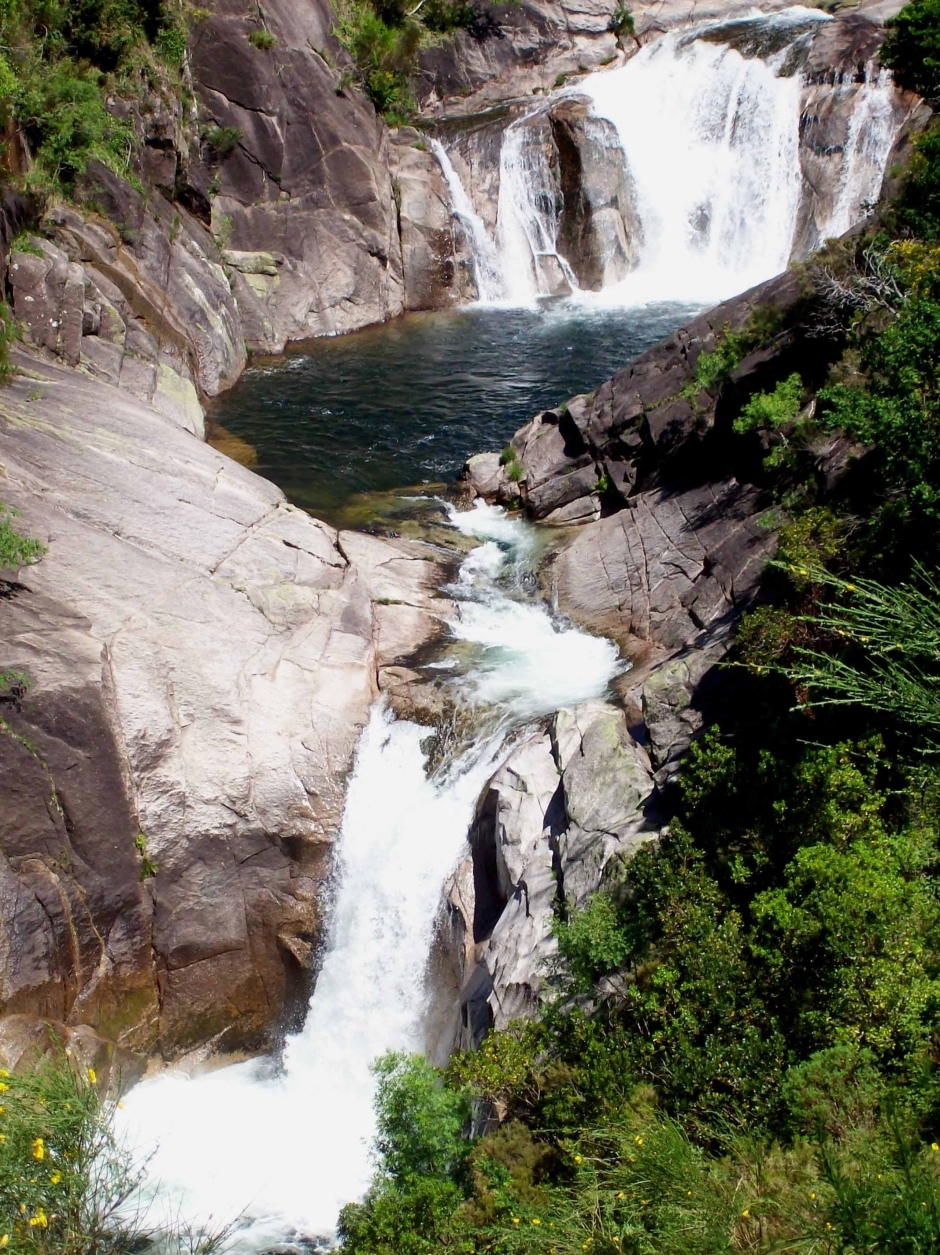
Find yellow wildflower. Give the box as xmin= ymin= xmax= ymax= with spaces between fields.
xmin=50 ymin=1172 xmax=61 ymax=1186
xmin=0 ymin=1235 xmax=8 ymax=1247
xmin=616 ymin=1192 xmax=624 ymax=1199
xmin=826 ymin=1223 xmax=833 ymax=1231
xmin=574 ymin=1154 xmax=583 ymax=1164
xmin=932 ymin=1143 xmax=939 ymax=1153
xmin=741 ymin=1209 xmax=750 ymax=1218
xmin=531 ymin=1218 xmax=542 ymax=1226
xmin=0 ymin=1084 xmax=8 ymax=1094
xmin=512 ymin=1218 xmax=520 ymax=1225
xmin=634 ymin=1136 xmax=643 ymax=1146
xmin=0 ymin=1069 xmax=9 ymax=1078
xmin=810 ymin=1192 xmax=816 ymax=1200
xmin=29 ymin=1209 xmax=47 ymax=1229
xmin=845 ymin=583 xmax=856 ymax=592
xmin=87 ymin=1069 xmax=97 ymax=1085
xmin=31 ymin=1138 xmax=44 ymax=1161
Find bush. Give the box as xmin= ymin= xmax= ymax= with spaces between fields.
xmin=883 ymin=0 xmax=940 ymax=103
xmin=339 ymin=1052 xmax=472 ymax=1254
xmin=0 ymin=504 xmax=45 ymax=570
xmin=248 ymin=27 xmax=277 ymax=49
xmin=0 ymin=0 xmax=191 ymax=193
xmin=204 ymin=124 xmax=241 ymax=158
xmin=0 ymin=1051 xmax=225 ymax=1254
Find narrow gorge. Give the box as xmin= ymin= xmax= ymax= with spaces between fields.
xmin=0 ymin=0 xmax=935 ymax=1252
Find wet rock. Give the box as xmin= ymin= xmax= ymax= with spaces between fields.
xmin=392 ymin=132 xmax=476 ymax=308
xmin=550 ymin=96 xmax=641 ymax=290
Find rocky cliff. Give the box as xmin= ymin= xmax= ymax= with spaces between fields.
xmin=443 ymin=254 xmax=884 ymax=1044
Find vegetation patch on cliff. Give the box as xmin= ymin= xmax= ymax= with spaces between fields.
xmin=0 ymin=0 xmax=190 ymax=194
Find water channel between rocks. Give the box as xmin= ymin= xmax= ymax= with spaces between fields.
xmin=119 ymin=6 xmax=906 ymax=1249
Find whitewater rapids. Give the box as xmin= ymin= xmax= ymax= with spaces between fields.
xmin=117 ymin=504 xmax=623 ymax=1250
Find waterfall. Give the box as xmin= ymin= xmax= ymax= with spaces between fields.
xmin=118 ymin=503 xmax=623 ymax=1251
xmin=429 ymin=140 xmax=504 ymax=302
xmin=823 ymin=69 xmax=902 ymax=241
xmin=432 ymin=8 xmax=903 ymax=310
xmin=495 ymin=122 xmax=580 ymax=304
xmin=580 ymin=10 xmax=826 ymax=304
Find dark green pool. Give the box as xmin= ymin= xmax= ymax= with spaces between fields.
xmin=209 ymin=300 xmax=700 ymax=527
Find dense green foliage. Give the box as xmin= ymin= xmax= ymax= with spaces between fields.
xmin=334 ymin=0 xmax=506 ymax=119
xmin=884 ymin=0 xmax=940 ymax=103
xmin=339 ymin=6 xmax=940 ymax=1252
xmin=0 ymin=503 xmax=45 ymax=570
xmin=0 ymin=0 xmax=189 ymax=192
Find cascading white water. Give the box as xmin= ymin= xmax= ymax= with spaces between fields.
xmin=433 ymin=7 xmax=903 ymax=310
xmin=580 ymin=10 xmax=826 ymax=304
xmin=430 ymin=140 xmax=504 ymax=302
xmin=118 ymin=502 xmax=622 ymax=1251
xmin=823 ymin=69 xmax=902 ymax=241
xmin=495 ymin=123 xmax=579 ymax=304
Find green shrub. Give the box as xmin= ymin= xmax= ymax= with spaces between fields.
xmin=883 ymin=0 xmax=940 ymax=103
xmin=248 ymin=27 xmax=277 ymax=49
xmin=507 ymin=461 xmax=524 ymax=482
xmin=0 ymin=1051 xmax=226 ymax=1254
xmin=554 ymin=894 xmax=631 ymax=991
xmin=204 ymin=125 xmax=241 ymax=158
xmin=609 ymin=4 xmax=634 ymax=39
xmin=0 ymin=504 xmax=45 ymax=570
xmin=339 ymin=1052 xmax=471 ymax=1255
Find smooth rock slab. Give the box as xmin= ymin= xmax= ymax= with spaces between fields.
xmin=0 ymin=350 xmax=449 ymax=1060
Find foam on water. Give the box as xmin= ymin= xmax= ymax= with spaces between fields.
xmin=118 ymin=505 xmax=622 ymax=1250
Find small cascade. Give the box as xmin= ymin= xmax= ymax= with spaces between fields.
xmin=430 ymin=140 xmax=504 ymax=302
xmin=823 ymin=69 xmax=902 ymax=240
xmin=118 ymin=503 xmax=623 ymax=1251
xmin=495 ymin=121 xmax=580 ymax=304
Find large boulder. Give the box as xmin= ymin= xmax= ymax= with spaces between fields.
xmin=438 ymin=700 xmax=656 ymax=1049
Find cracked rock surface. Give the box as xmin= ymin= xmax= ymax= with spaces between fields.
xmin=0 ymin=351 xmax=452 ymax=1066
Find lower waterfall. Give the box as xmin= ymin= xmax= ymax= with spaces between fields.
xmin=118 ymin=504 xmax=622 ymax=1250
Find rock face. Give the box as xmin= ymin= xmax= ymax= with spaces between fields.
xmin=0 ymin=351 xmax=453 ymax=1064
xmin=391 ymin=130 xmax=477 ymax=310
xmin=187 ymin=0 xmax=405 ymax=350
xmin=448 ymin=266 xmax=855 ymax=1036
xmin=433 ymin=700 xmax=657 ymax=1050
xmin=7 ymin=161 xmax=247 ymax=434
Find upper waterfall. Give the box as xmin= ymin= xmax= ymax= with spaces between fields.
xmin=433 ymin=6 xmax=905 ymax=308
xmin=580 ymin=9 xmax=824 ymax=303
